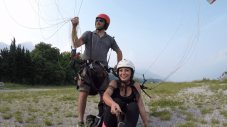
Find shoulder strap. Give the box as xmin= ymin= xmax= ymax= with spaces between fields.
xmin=116 ymin=80 xmax=121 ymax=89
xmin=130 ymin=80 xmax=140 ymax=99
xmin=90 ymin=31 xmax=93 ymax=59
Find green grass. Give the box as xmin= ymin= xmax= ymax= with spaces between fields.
xmin=73 ymin=114 xmax=78 ymax=117
xmin=150 ymin=109 xmax=172 ymax=120
xmin=0 ymin=106 xmax=10 ymax=113
xmin=59 ymin=95 xmax=78 ymax=101
xmin=178 ymin=105 xmax=187 ymax=110
xmin=149 ymin=97 xmax=184 ymax=108
xmin=200 ymin=120 xmax=207 ymax=124
xmin=2 ymin=113 xmax=12 ymax=119
xmin=216 ymin=106 xmax=221 ymax=109
xmin=211 ymin=118 xmax=219 ymax=124
xmin=57 ymin=120 xmax=63 ymax=125
xmin=25 ymin=125 xmax=41 ymax=127
xmin=26 ymin=115 xmax=36 ymax=123
xmin=0 ymin=87 xmax=80 ymax=126
xmin=201 ymin=108 xmax=213 ymax=114
xmin=209 ymin=84 xmax=227 ymax=92
xmin=194 ymin=102 xmax=203 ymax=108
xmin=32 ymin=98 xmax=39 ymax=103
xmin=93 ymin=99 xmax=99 ymax=103
xmin=65 ymin=112 xmax=73 ymax=117
xmin=44 ymin=119 xmax=53 ymax=126
xmin=177 ymin=122 xmax=197 ymax=127
xmin=144 ymin=81 xmax=205 ymax=99
xmin=54 ymin=107 xmax=59 ymax=112
xmin=220 ymin=111 xmax=227 ymax=117
xmin=14 ymin=111 xmax=23 ymax=123
xmin=185 ymin=113 xmax=198 ymax=122
xmin=47 ymin=111 xmax=53 ymax=116
xmin=223 ymin=122 xmax=227 ymax=126
xmin=193 ymin=78 xmax=227 ymax=85
xmin=3 ymin=82 xmax=77 ymax=90
xmin=150 ymin=106 xmax=158 ymax=112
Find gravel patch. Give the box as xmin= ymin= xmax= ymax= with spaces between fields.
xmin=178 ymin=85 xmax=215 ymax=96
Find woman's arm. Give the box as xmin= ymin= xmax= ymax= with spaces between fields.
xmin=134 ymin=83 xmax=149 ymax=127
xmin=103 ymin=80 xmax=115 ymax=107
xmin=103 ymin=80 xmax=121 ymax=114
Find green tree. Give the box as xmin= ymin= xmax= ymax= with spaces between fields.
xmin=24 ymin=49 xmax=34 ymax=85
xmin=8 ymin=38 xmax=17 ymax=83
xmin=59 ymin=51 xmax=81 ymax=84
xmin=31 ymin=42 xmax=66 ymax=85
xmin=0 ymin=48 xmax=10 ymax=82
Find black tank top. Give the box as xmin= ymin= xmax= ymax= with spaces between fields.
xmin=111 ymin=86 xmax=136 ymax=104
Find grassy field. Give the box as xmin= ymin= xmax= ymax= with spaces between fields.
xmin=0 ymin=79 xmax=227 ymax=127
xmin=1 ymin=82 xmax=76 ymax=90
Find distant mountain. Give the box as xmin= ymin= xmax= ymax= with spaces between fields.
xmin=19 ymin=41 xmax=35 ymax=51
xmin=0 ymin=41 xmax=34 ymax=52
xmin=0 ymin=42 xmax=10 ymax=51
xmin=137 ymin=77 xmax=162 ymax=83
xmin=108 ymin=72 xmax=162 ymax=83
xmin=134 ymin=68 xmax=163 ymax=79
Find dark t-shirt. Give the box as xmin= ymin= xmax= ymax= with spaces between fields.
xmin=81 ymin=30 xmax=119 ymax=67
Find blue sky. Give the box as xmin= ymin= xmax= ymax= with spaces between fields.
xmin=0 ymin=0 xmax=226 ymax=82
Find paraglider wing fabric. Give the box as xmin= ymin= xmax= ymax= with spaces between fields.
xmin=206 ymin=0 xmax=216 ymax=4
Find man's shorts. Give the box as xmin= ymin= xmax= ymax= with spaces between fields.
xmin=77 ymin=68 xmax=109 ymax=95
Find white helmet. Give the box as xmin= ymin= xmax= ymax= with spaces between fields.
xmin=117 ymin=59 xmax=135 ymax=80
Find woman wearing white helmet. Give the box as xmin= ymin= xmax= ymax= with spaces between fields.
xmin=103 ymin=59 xmax=149 ymax=127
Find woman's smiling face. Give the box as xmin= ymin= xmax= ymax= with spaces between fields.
xmin=119 ymin=67 xmax=131 ymax=82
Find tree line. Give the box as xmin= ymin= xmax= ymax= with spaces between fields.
xmin=0 ymin=38 xmax=81 ymax=86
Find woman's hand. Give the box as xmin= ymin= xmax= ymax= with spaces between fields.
xmin=111 ymin=102 xmax=121 ymax=115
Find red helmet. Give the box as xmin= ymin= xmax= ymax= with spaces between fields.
xmin=96 ymin=14 xmax=110 ymax=30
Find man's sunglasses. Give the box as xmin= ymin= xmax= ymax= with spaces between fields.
xmin=96 ymin=18 xmax=105 ymax=22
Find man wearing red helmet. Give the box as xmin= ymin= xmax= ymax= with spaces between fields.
xmin=71 ymin=14 xmax=122 ymax=127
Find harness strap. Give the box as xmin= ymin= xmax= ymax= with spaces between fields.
xmin=132 ymin=86 xmax=140 ymax=99
xmin=116 ymin=80 xmax=140 ymax=101
xmin=100 ymin=67 xmax=107 ymax=77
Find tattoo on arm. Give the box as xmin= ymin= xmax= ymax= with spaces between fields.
xmin=108 ymin=85 xmax=115 ymax=91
